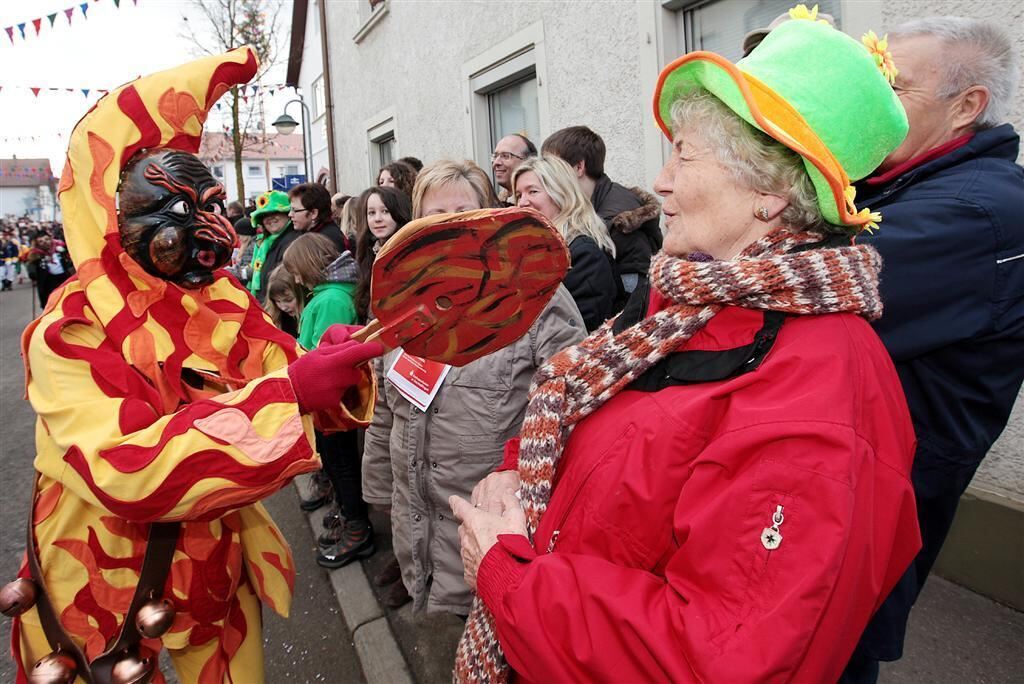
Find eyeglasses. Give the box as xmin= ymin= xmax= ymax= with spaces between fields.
xmin=490 ymin=151 xmax=524 ymax=163
xmin=288 ymin=207 xmax=310 ymax=214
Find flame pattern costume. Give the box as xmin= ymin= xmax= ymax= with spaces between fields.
xmin=11 ymin=48 xmax=373 ymax=682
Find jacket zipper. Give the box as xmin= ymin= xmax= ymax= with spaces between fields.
xmin=543 ymin=447 xmax=618 ymax=553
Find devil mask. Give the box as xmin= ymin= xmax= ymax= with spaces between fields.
xmin=117 ymin=150 xmax=237 ymax=289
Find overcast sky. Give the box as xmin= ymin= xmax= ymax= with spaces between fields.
xmin=0 ymin=0 xmax=294 ymax=173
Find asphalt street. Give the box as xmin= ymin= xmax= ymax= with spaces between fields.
xmin=0 ymin=281 xmax=364 ymax=683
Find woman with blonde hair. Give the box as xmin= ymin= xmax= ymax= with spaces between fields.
xmin=359 ymin=158 xmax=585 ymax=614
xmin=514 ymin=155 xmax=618 ymax=331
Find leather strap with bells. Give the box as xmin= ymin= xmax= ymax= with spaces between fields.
xmin=25 ymin=476 xmax=180 ymax=683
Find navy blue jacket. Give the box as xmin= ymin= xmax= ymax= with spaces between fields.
xmin=852 ymin=124 xmax=1024 ymax=661
xmin=860 ymin=124 xmax=1024 ymax=465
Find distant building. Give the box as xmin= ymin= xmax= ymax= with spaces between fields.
xmin=198 ymin=132 xmax=306 ymax=203
xmin=0 ymin=158 xmax=57 ymax=222
xmin=287 ymin=0 xmax=334 ymax=189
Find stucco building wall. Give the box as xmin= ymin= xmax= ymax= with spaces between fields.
xmin=325 ymin=0 xmax=1022 ymax=195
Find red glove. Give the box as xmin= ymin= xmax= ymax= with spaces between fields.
xmin=319 ymin=324 xmax=365 ymax=347
xmin=287 ymin=339 xmax=384 ymax=414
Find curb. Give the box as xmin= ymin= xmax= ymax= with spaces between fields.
xmin=295 ymin=476 xmax=414 ymax=684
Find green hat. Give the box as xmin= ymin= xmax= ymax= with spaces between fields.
xmin=250 ymin=190 xmax=291 ymax=228
xmin=653 ymin=7 xmax=908 ymax=230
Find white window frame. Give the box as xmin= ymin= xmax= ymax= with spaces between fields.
xmin=247 ymin=164 xmax=262 ymax=177
xmin=364 ymin=107 xmax=397 ymax=184
xmin=461 ymin=21 xmax=550 ymax=172
xmin=311 ymin=75 xmax=326 ymax=121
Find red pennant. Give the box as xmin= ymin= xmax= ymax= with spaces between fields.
xmin=4 ymin=27 xmax=12 ymax=43
xmin=65 ymin=8 xmax=74 ymax=24
xmin=30 ymin=88 xmax=41 ymax=97
xmin=32 ymin=18 xmax=42 ymax=35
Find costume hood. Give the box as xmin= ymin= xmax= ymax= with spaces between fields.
xmin=40 ymin=47 xmax=298 ymax=410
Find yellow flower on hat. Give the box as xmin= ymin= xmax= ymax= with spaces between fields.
xmin=854 ymin=207 xmax=883 ymax=234
xmin=862 ymin=30 xmax=899 ymax=85
xmin=788 ymin=4 xmax=830 ymax=24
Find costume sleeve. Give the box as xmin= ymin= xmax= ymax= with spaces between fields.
xmin=477 ymin=422 xmax=906 ymax=683
xmin=865 ymin=198 xmax=997 ymax=361
xmin=27 ymin=318 xmax=324 ymax=524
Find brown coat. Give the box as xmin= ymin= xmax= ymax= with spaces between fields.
xmin=365 ymin=286 xmax=586 ymax=614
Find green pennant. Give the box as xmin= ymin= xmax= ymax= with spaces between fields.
xmin=47 ymin=13 xmax=57 ymax=27
xmin=113 ymin=0 xmax=121 ymax=6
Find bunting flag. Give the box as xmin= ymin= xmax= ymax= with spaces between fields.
xmin=3 ymin=1 xmax=135 ymax=47
xmin=30 ymin=87 xmax=40 ymax=97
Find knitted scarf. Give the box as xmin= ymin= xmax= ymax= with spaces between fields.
xmin=247 ymin=226 xmax=287 ymax=296
xmin=453 ymin=227 xmax=883 ymax=683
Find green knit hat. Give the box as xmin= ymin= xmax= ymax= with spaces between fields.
xmin=250 ymin=190 xmax=291 ymax=228
xmin=653 ymin=7 xmax=908 ymax=230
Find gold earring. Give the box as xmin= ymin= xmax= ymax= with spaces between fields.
xmin=757 ymin=207 xmax=770 ymax=221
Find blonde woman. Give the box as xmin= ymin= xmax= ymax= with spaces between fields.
xmin=361 ymin=159 xmax=586 ymax=614
xmin=514 ymin=155 xmax=619 ymax=331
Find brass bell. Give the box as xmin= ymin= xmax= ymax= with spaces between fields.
xmin=1 ymin=578 xmax=38 ymax=617
xmin=28 ymin=651 xmax=77 ymax=683
xmin=134 ymin=597 xmax=175 ymax=639
xmin=110 ymin=646 xmax=157 ymax=684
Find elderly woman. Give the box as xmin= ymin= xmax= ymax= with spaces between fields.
xmin=452 ymin=17 xmax=921 ymax=683
xmin=514 ymin=155 xmax=619 ymax=331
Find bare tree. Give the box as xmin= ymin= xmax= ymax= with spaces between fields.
xmin=181 ymin=0 xmax=284 ymax=202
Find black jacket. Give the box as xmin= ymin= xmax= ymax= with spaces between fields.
xmin=310 ymin=220 xmax=350 ymax=254
xmin=251 ymin=226 xmax=299 ymax=305
xmin=564 ymin=236 xmax=618 ymax=332
xmin=853 ymin=124 xmax=1024 ymax=660
xmin=591 ymin=175 xmax=663 ymax=277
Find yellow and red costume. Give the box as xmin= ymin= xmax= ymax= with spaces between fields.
xmin=12 ymin=48 xmax=373 ymax=682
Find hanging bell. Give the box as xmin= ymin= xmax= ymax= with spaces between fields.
xmin=1 ymin=578 xmax=38 ymax=617
xmin=28 ymin=651 xmax=77 ymax=683
xmin=110 ymin=645 xmax=157 ymax=684
xmin=134 ymin=597 xmax=175 ymax=639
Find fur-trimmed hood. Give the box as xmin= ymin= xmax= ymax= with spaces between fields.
xmin=610 ymin=186 xmax=661 ymax=235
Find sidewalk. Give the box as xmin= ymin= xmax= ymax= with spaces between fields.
xmin=298 ymin=480 xmax=1024 ymax=684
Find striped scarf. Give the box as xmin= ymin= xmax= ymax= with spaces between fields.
xmin=454 ymin=227 xmax=882 ymax=682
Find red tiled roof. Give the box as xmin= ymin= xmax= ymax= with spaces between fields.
xmin=0 ymin=158 xmax=53 ymax=188
xmin=198 ymin=133 xmax=305 ymax=163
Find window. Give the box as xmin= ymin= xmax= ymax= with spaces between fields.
xmin=247 ymin=165 xmax=262 ymax=177
xmin=365 ymin=108 xmax=397 ymax=182
xmin=670 ymin=0 xmax=842 ymax=62
xmin=487 ymin=77 xmax=540 ymax=163
xmin=212 ymin=166 xmax=224 ymax=178
xmin=312 ymin=76 xmax=326 ymax=120
xmin=463 ymin=22 xmax=549 ymax=177
xmin=285 ymin=164 xmax=299 ymax=176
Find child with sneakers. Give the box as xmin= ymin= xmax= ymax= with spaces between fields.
xmin=283 ymin=233 xmax=374 ymax=568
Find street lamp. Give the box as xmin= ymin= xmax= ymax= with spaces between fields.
xmin=273 ymin=98 xmax=313 ymax=182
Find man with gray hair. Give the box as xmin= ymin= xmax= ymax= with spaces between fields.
xmin=842 ymin=17 xmax=1024 ymax=683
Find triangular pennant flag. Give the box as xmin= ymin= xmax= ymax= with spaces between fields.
xmin=50 ymin=87 xmax=60 ymax=92
xmin=113 ymin=0 xmax=120 ymax=6
xmin=4 ymin=27 xmax=13 ymax=43
xmin=30 ymin=88 xmax=41 ymax=97
xmin=242 ymin=95 xmax=249 ymax=104
xmin=48 ymin=13 xmax=57 ymax=27
xmin=82 ymin=89 xmax=90 ymax=97
xmin=32 ymin=18 xmax=42 ymax=35
xmin=65 ymin=8 xmax=74 ymax=24
xmin=65 ymin=87 xmax=73 ymax=92
xmin=17 ymin=23 xmax=26 ymax=39
xmin=80 ymin=3 xmax=89 ymax=19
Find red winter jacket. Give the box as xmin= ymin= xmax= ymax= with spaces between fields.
xmin=477 ymin=305 xmax=921 ymax=683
